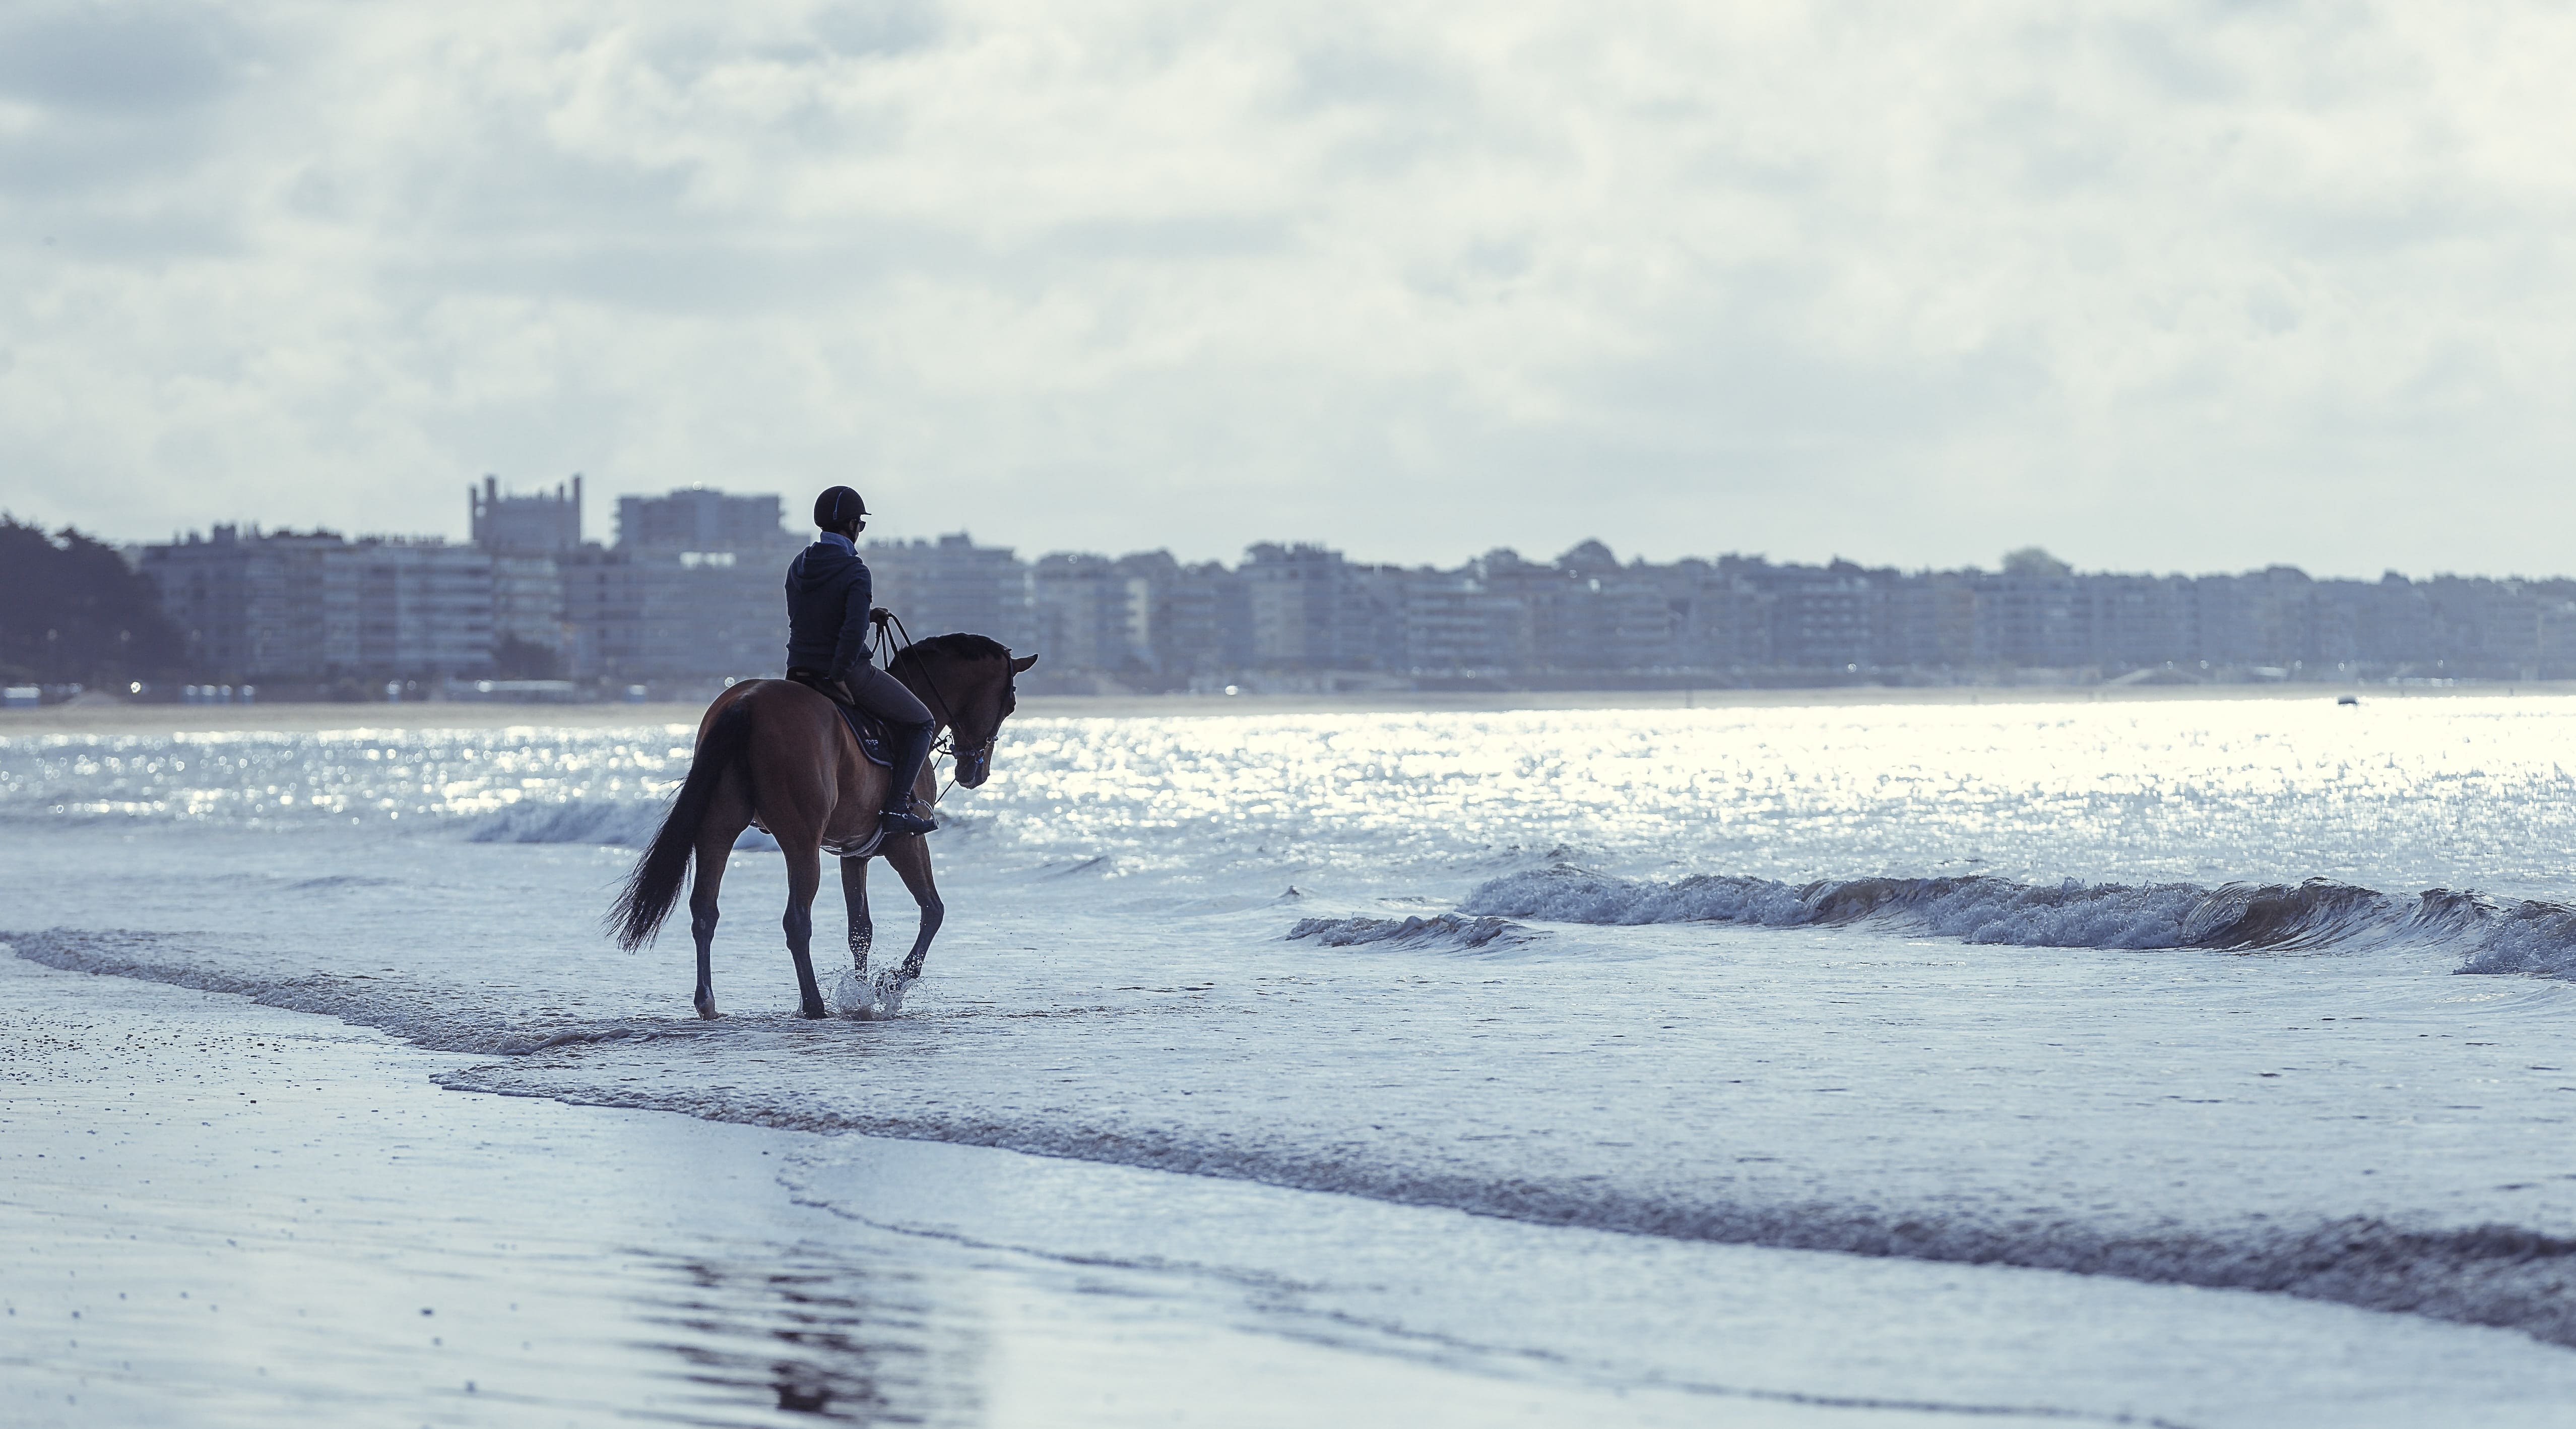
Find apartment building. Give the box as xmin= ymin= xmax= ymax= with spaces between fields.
xmin=141 ymin=527 xmax=493 ymax=684
xmin=865 ymin=534 xmax=1036 ymax=651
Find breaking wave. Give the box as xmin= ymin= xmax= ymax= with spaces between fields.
xmin=1287 ymin=913 xmax=1542 ymax=953
xmin=1460 ymin=865 xmax=2576 ymax=977
xmin=469 ymin=798 xmax=777 ymax=850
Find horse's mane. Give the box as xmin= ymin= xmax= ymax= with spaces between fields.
xmin=889 ymin=632 xmax=1012 ymax=667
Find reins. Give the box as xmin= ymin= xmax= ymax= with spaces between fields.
xmin=873 ymin=610 xmax=985 ymax=802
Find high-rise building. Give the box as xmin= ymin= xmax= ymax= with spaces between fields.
xmin=2195 ymin=567 xmax=2314 ymax=670
xmin=350 ymin=541 xmax=499 ymax=675
xmin=471 ymin=475 xmax=583 ymax=553
xmin=616 ymin=488 xmax=792 ymax=551
xmin=1675 ymin=562 xmax=1774 ymax=670
xmin=470 ymin=476 xmax=585 ymax=672
xmin=1112 ymin=551 xmax=1249 ymax=682
xmin=561 ymin=547 xmax=788 ymax=683
xmin=1031 ymin=553 xmax=1136 ymax=674
xmin=2085 ymin=574 xmax=2196 ymax=670
xmin=558 ymin=489 xmax=802 ymax=684
xmin=865 ymin=533 xmax=1036 ymax=650
xmin=1244 ymin=542 xmax=1386 ymax=671
xmin=1401 ymin=568 xmax=1519 ymax=674
xmin=140 ymin=527 xmax=493 ymax=684
xmin=1971 ymin=569 xmax=2087 ymax=669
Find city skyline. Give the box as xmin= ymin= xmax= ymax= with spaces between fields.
xmin=48 ymin=485 xmax=2573 ymax=696
xmin=59 ymin=476 xmax=2576 ymax=588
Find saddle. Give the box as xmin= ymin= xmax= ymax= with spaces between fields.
xmin=782 ymin=668 xmax=894 ymax=769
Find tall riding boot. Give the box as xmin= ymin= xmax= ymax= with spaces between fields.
xmin=879 ymin=719 xmax=938 ymax=836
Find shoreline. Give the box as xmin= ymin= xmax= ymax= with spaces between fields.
xmin=12 ymin=947 xmax=2576 ymax=1428
xmin=10 ymin=677 xmax=2575 ymax=736
xmin=0 ymin=953 xmax=1745 ymax=1428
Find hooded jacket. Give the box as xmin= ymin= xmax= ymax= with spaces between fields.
xmin=783 ymin=534 xmax=873 ymax=680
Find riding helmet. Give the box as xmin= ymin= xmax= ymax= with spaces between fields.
xmin=813 ymin=486 xmax=868 ymax=530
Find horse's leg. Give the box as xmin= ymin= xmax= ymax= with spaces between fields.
xmin=690 ymin=840 xmax=726 ymax=1019
xmin=841 ymin=855 xmax=874 ymax=977
xmin=690 ymin=772 xmax=754 ymax=1020
xmin=780 ymin=839 xmax=830 ymax=1018
xmin=882 ymin=835 xmax=945 ymax=981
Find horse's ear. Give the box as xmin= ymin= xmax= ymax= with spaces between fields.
xmin=1009 ymin=653 xmax=1039 ymax=673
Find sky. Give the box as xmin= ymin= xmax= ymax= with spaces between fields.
xmin=4 ymin=1 xmax=2573 ymax=577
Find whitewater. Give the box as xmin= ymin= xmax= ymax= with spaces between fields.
xmin=8 ymin=692 xmax=2576 ymax=1423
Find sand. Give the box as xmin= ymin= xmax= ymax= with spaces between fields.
xmin=8 ymin=676 xmax=2566 ymax=737
xmin=15 ymin=950 xmax=2576 ymax=1428
xmin=0 ymin=954 xmax=1792 ymax=1428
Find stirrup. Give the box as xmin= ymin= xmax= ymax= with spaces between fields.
xmin=878 ymin=803 xmax=937 ymax=837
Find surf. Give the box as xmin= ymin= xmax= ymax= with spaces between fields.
xmin=1460 ymin=864 xmax=2576 ymax=977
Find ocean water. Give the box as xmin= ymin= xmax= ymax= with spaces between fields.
xmin=7 ymin=695 xmax=2576 ymax=1396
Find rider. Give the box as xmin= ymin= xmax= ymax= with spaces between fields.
xmin=783 ymin=486 xmax=939 ymax=837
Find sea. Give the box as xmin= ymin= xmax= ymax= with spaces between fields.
xmin=7 ymin=693 xmax=2576 ymax=1422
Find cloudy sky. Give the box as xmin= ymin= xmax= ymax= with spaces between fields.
xmin=4 ymin=2 xmax=2572 ymax=575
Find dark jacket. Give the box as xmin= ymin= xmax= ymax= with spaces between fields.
xmin=784 ymin=538 xmax=873 ymax=680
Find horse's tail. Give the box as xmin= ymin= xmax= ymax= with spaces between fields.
xmin=607 ymin=700 xmax=753 ymax=952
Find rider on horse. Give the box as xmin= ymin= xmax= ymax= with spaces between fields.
xmin=783 ymin=486 xmax=939 ymax=837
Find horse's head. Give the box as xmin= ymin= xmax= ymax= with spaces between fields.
xmin=890 ymin=635 xmax=1039 ymax=790
xmin=948 ymin=649 xmax=1037 ymax=789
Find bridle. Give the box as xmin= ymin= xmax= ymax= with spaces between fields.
xmin=873 ymin=610 xmax=1007 ymax=787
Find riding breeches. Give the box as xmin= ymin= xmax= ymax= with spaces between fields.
xmin=840 ymin=662 xmax=935 ymax=809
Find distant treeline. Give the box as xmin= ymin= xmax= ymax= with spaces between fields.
xmin=0 ymin=517 xmax=185 ymax=687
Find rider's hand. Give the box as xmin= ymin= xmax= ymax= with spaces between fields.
xmin=870 ymin=607 xmax=891 ymax=622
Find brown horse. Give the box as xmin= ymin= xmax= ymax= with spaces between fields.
xmin=608 ymin=634 xmax=1038 ymax=1019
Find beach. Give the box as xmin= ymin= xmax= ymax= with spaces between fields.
xmin=18 ymin=955 xmax=1870 ymax=1427
xmin=16 ymin=949 xmax=2576 ymax=1427
xmin=12 ymin=676 xmax=2576 ymax=739
xmin=9 ymin=693 xmax=2576 ymax=1423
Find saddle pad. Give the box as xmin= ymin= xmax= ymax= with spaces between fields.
xmin=836 ymin=701 xmax=894 ymax=769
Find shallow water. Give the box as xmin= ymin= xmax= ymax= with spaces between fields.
xmin=11 ymin=697 xmax=2576 ymax=893
xmin=7 ymin=696 xmax=2576 ymax=1413
xmin=21 ymin=955 xmax=2576 ymax=1428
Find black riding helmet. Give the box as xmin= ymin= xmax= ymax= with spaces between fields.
xmin=814 ymin=486 xmax=868 ymax=532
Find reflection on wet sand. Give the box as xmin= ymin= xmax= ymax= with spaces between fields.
xmin=630 ymin=1251 xmax=986 ymax=1426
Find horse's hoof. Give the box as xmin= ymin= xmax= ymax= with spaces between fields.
xmin=800 ymin=1002 xmax=830 ymax=1020
xmin=694 ymin=997 xmax=720 ymax=1020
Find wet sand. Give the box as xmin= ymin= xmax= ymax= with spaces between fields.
xmin=15 ymin=951 xmax=2576 ymax=1427
xmin=9 ymin=677 xmax=2568 ymax=738
xmin=0 ymin=955 xmax=1774 ymax=1428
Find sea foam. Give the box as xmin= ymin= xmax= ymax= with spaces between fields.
xmin=1461 ymin=864 xmax=2576 ymax=977
xmin=469 ymin=798 xmax=778 ymax=850
xmin=1286 ymin=913 xmax=1541 ymax=953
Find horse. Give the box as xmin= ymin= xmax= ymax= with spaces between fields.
xmin=607 ymin=633 xmax=1038 ymax=1019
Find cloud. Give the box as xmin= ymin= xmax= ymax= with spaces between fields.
xmin=0 ymin=3 xmax=248 ymax=115
xmin=2 ymin=0 xmax=2574 ymax=577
